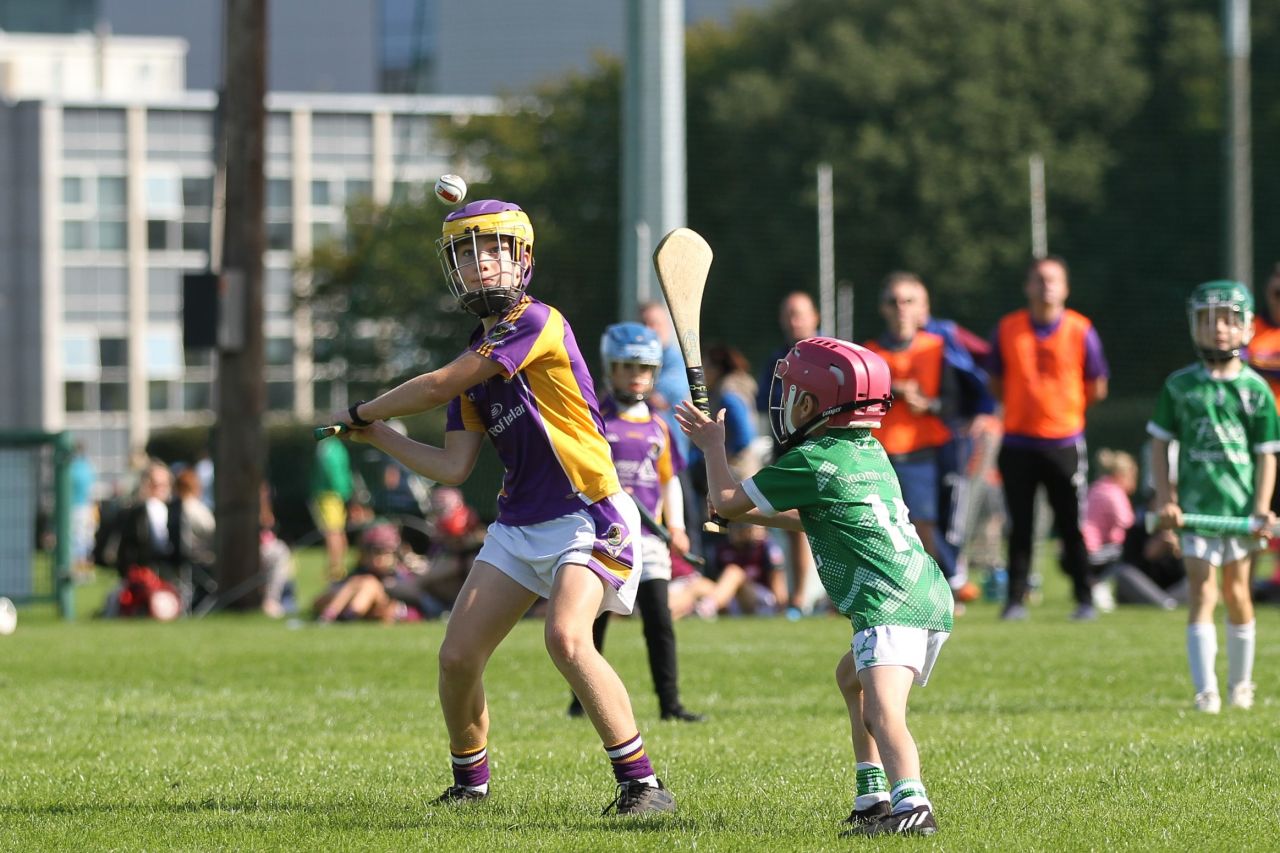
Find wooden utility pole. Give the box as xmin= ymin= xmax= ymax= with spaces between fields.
xmin=214 ymin=0 xmax=267 ymax=608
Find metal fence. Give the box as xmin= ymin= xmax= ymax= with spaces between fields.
xmin=0 ymin=431 xmax=73 ymax=619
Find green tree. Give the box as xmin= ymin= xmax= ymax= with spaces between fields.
xmin=684 ymin=0 xmax=1148 ymax=358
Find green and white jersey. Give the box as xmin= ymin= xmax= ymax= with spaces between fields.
xmin=742 ymin=429 xmax=954 ymax=632
xmin=1147 ymin=363 xmax=1280 ymax=517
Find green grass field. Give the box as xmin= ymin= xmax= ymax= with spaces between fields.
xmin=4 ymin=551 xmax=1279 ymax=851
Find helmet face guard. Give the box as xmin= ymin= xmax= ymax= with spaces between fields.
xmin=768 ymin=338 xmax=893 ymax=448
xmin=1187 ymin=280 xmax=1253 ymax=363
xmin=436 ymin=200 xmax=535 ymax=318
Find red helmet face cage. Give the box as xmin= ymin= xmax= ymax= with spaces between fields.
xmin=769 ymin=338 xmax=893 ymax=445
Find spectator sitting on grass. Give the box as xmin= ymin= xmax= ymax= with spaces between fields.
xmin=672 ymin=523 xmax=786 ymax=619
xmin=313 ymin=522 xmax=426 ymax=623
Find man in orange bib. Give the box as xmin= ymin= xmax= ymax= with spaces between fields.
xmin=988 ymin=256 xmax=1109 ymax=621
xmin=1245 ymin=263 xmax=1280 ymax=515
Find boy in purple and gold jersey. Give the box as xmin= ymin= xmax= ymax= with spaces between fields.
xmin=331 ymin=200 xmax=675 ymax=817
xmin=568 ymin=323 xmax=702 ymax=722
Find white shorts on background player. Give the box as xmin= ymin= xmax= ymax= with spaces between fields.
xmin=476 ymin=493 xmax=643 ymax=616
xmin=852 ymin=625 xmax=950 ymax=687
xmin=1180 ymin=533 xmax=1256 ymax=566
xmin=638 ymin=533 xmax=672 ymax=582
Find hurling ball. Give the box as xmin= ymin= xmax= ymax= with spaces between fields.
xmin=434 ymin=174 xmax=467 ymax=205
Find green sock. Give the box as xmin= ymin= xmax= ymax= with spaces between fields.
xmin=855 ymin=762 xmax=889 ymax=810
xmin=890 ymin=778 xmax=928 ymax=813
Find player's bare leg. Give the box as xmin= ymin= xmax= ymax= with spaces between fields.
xmin=544 ymin=563 xmax=639 ymax=744
xmin=836 ymin=652 xmax=890 ymax=829
xmin=844 ymin=664 xmax=938 ymax=835
xmin=857 ymin=665 xmax=921 ymax=787
xmin=1185 ymin=558 xmax=1218 ymax=624
xmin=437 ymin=561 xmax=538 ymax=757
xmin=1221 ymin=557 xmax=1257 ymax=709
xmin=1184 ymin=557 xmax=1223 ymax=712
xmin=547 ymin=562 xmax=675 ymax=814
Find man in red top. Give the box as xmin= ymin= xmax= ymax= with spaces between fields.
xmin=988 ymin=256 xmax=1109 ymax=621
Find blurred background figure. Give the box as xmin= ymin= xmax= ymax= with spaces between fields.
xmin=988 ymin=256 xmax=1109 ymax=621
xmin=102 ymin=461 xmax=180 ymax=619
xmin=260 ymin=481 xmax=296 ymax=618
xmin=1082 ymin=448 xmax=1139 ymax=612
xmin=69 ymin=441 xmax=98 ymax=583
xmin=418 ymin=486 xmax=484 ymax=613
xmin=313 ymin=521 xmax=423 ymax=623
xmin=864 ymin=273 xmax=990 ymax=610
xmin=171 ymin=467 xmax=217 ymax=611
xmin=310 ymin=435 xmax=354 ymax=582
xmin=756 ymin=292 xmax=820 ymax=614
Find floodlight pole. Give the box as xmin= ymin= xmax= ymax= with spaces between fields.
xmin=1224 ymin=0 xmax=1252 ymax=286
xmin=816 ymin=162 xmax=835 ymax=337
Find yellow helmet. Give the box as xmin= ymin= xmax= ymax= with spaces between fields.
xmin=436 ymin=199 xmax=535 ymax=317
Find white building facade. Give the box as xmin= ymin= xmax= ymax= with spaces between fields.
xmin=0 ymin=88 xmax=499 ymax=488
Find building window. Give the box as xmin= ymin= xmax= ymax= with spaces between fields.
xmin=146 ymin=331 xmax=184 ymax=378
xmin=149 ymin=381 xmax=172 ymax=411
xmin=148 ymin=219 xmax=174 ymax=250
xmin=267 ymin=382 xmax=294 ymax=412
xmin=183 ymin=381 xmax=212 ymax=411
xmin=62 ymin=332 xmax=101 ymax=379
xmin=311 ymin=179 xmax=332 ymax=207
xmin=100 ymin=382 xmax=129 ymax=412
xmin=97 ymin=221 xmax=127 ymax=250
xmin=62 ymin=176 xmax=85 ymax=204
xmin=97 ymin=176 xmax=126 ymax=210
xmin=65 ymin=382 xmax=88 ymax=413
xmin=265 ymin=337 xmax=294 ymax=366
xmin=345 ymin=179 xmax=372 ymax=202
xmin=63 ymin=221 xmax=89 ymax=250
xmin=99 ymin=338 xmax=128 ymax=368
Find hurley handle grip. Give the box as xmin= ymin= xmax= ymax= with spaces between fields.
xmin=313 ymin=423 xmax=350 ymax=441
xmin=1144 ymin=513 xmax=1261 ymax=537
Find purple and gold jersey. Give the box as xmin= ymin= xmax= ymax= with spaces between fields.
xmin=446 ymin=296 xmax=621 ymax=526
xmin=601 ymin=397 xmax=684 ymax=521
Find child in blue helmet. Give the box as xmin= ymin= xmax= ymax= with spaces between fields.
xmin=567 ymin=322 xmax=703 ymax=722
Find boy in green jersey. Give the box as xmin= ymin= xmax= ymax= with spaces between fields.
xmin=1148 ymin=280 xmax=1280 ymax=713
xmin=677 ymin=337 xmax=953 ymax=838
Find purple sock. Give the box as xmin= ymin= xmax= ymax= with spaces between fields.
xmin=451 ymin=744 xmax=489 ymax=788
xmin=604 ymin=733 xmax=655 ymax=784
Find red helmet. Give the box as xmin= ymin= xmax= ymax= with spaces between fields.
xmin=769 ymin=337 xmax=893 ymax=445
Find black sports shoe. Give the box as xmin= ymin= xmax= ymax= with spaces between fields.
xmin=841 ymin=800 xmax=890 ymax=827
xmin=431 ymin=785 xmax=489 ymax=805
xmin=567 ymin=696 xmax=585 ymax=718
xmin=660 ymin=706 xmax=705 ymax=722
xmin=842 ymin=804 xmax=938 ymax=837
xmin=601 ymin=779 xmax=677 ymax=816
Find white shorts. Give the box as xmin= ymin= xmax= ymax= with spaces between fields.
xmin=476 ymin=493 xmax=643 ymax=616
xmin=1180 ymin=533 xmax=1256 ymax=567
xmin=852 ymin=625 xmax=949 ymax=687
xmin=639 ymin=534 xmax=672 ymax=582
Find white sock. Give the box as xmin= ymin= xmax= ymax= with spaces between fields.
xmin=1186 ymin=623 xmax=1218 ymax=695
xmin=1226 ymin=620 xmax=1256 ymax=688
xmin=635 ymin=774 xmax=658 ymax=788
xmin=466 ymin=782 xmax=489 ymax=794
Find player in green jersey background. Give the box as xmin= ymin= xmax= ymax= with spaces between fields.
xmin=677 ymin=337 xmax=952 ymax=838
xmin=1147 ymin=280 xmax=1280 ymax=714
